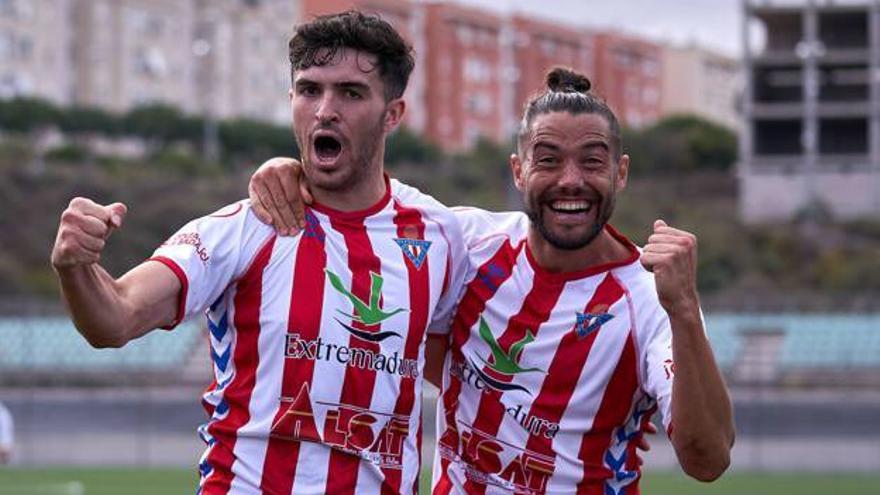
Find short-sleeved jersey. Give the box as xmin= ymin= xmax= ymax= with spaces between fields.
xmin=432 ymin=208 xmax=675 ymax=495
xmin=150 ymin=178 xmax=467 ymax=495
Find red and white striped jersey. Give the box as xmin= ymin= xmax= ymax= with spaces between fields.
xmin=150 ymin=178 xmax=467 ymax=495
xmin=433 ymin=208 xmax=675 ymax=495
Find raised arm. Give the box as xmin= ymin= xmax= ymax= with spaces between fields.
xmin=51 ymin=197 xmax=181 ymax=348
xmin=640 ymin=219 xmax=734 ymax=482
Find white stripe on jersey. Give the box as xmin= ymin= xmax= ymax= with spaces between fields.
xmin=152 ymin=179 xmax=468 ymax=495
xmin=435 ymin=208 xmax=676 ymax=495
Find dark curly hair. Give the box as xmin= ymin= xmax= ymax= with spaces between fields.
xmin=517 ymin=67 xmax=621 ymax=158
xmin=288 ymin=10 xmax=415 ymax=101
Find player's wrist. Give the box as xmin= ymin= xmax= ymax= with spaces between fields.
xmin=662 ymin=292 xmax=700 ymax=322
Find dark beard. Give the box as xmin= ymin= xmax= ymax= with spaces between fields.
xmin=525 ymin=197 xmax=615 ymax=251
xmin=295 ymin=113 xmax=385 ymax=191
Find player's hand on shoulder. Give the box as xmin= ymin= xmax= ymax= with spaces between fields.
xmin=51 ymin=197 xmax=127 ymax=269
xmin=248 ymin=157 xmax=312 ymax=236
xmin=639 ymin=219 xmax=699 ymax=314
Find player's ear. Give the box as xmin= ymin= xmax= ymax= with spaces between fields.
xmin=510 ymin=153 xmax=525 ymax=192
xmin=383 ymin=98 xmax=406 ymax=133
xmin=616 ymin=153 xmax=630 ymax=191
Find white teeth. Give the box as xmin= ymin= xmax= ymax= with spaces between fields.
xmin=551 ymin=200 xmax=591 ymax=212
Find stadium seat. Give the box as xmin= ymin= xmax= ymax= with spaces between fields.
xmin=0 ymin=317 xmax=203 ymax=372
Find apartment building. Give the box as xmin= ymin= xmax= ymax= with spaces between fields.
xmin=662 ymin=44 xmax=741 ymax=130
xmin=740 ymin=0 xmax=880 ymax=222
xmin=1 ymin=0 xmax=730 ymax=154
xmin=299 ymin=0 xmax=425 ymax=132
xmin=1 ymin=0 xmax=295 ymax=123
xmin=70 ymin=0 xmax=199 ymax=113
xmin=510 ymin=15 xmax=595 ymax=132
xmin=0 ymin=0 xmax=73 ymax=105
xmin=592 ymin=32 xmax=663 ymax=128
xmin=420 ymin=2 xmax=508 ymax=150
xmin=193 ymin=0 xmax=297 ymax=124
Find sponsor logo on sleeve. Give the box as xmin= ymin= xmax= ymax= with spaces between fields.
xmin=162 ymin=232 xmax=210 ymax=263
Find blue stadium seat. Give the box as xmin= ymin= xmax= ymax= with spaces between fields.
xmin=704 ymin=313 xmax=880 ymax=371
xmin=0 ymin=317 xmax=203 ymax=372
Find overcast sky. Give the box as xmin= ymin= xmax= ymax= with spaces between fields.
xmin=450 ymin=0 xmax=744 ymax=56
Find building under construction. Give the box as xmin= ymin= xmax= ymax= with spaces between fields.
xmin=740 ymin=0 xmax=880 ymax=222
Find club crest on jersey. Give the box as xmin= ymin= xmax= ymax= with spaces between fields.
xmin=575 ymin=312 xmax=614 ymax=338
xmin=393 ymin=238 xmax=431 ymax=270
xmin=326 ymin=269 xmax=406 ymax=342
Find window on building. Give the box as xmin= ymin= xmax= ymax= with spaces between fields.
xmin=130 ymin=10 xmax=165 ymax=37
xmin=0 ymin=0 xmax=17 ymax=18
xmin=540 ymin=38 xmax=557 ymax=56
xmin=0 ymin=33 xmax=12 ymax=59
xmin=464 ymin=57 xmax=492 ymax=83
xmin=465 ymin=93 xmax=492 ymax=116
xmin=17 ymin=36 xmax=32 ymax=61
xmin=642 ymin=58 xmax=659 ymax=77
xmin=456 ymin=24 xmax=474 ymax=45
xmin=642 ymin=87 xmax=658 ymax=105
xmin=134 ymin=46 xmax=168 ymax=78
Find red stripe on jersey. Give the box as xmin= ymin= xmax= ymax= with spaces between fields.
xmin=575 ymin=333 xmax=638 ymax=495
xmin=462 ymin=274 xmax=566 ymax=495
xmin=435 ymin=240 xmax=523 ymax=494
xmin=148 ymin=256 xmax=188 ymax=329
xmin=521 ymin=274 xmax=626 ymax=482
xmin=324 ymin=216 xmax=384 ymax=494
xmin=201 ymin=236 xmax=276 ymax=495
xmin=381 ymin=201 xmax=430 ymax=494
xmin=259 ymin=222 xmax=328 ymax=494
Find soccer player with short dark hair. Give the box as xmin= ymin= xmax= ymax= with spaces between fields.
xmin=51 ymin=11 xmax=469 ymax=494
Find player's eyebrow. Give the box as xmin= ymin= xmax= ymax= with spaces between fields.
xmin=533 ymin=142 xmax=560 ymax=154
xmin=581 ymin=141 xmax=610 ymax=153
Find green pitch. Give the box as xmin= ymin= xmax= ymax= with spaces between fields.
xmin=0 ymin=468 xmax=877 ymax=494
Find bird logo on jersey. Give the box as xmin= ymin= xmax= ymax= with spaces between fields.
xmin=326 ymin=269 xmax=407 ymax=342
xmin=462 ymin=317 xmax=545 ymax=395
xmin=477 ymin=318 xmax=543 ymax=375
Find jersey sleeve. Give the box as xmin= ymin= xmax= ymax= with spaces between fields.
xmin=640 ymin=303 xmax=675 ymax=434
xmin=451 ymin=207 xmax=525 ymax=249
xmin=426 ymin=210 xmax=470 ymax=336
xmin=149 ymin=200 xmax=271 ymax=328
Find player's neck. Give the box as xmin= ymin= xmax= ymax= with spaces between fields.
xmin=527 ymin=226 xmax=632 ymax=274
xmin=311 ymin=169 xmax=388 ymax=214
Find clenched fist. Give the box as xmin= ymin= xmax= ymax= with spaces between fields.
xmin=51 ymin=197 xmax=127 ymax=269
xmin=640 ymin=219 xmax=699 ymax=314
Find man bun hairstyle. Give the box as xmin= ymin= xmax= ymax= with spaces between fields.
xmin=546 ymin=67 xmax=591 ymax=94
xmin=518 ymin=66 xmax=621 ymax=158
xmin=289 ymin=10 xmax=415 ymax=101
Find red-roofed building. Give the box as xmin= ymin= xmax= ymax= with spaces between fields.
xmin=592 ymin=32 xmax=663 ymax=128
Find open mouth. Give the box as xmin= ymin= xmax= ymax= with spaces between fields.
xmin=314 ymin=135 xmax=342 ymax=162
xmin=548 ymin=200 xmax=593 ymax=214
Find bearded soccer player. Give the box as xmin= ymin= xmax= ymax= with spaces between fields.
xmin=249 ymin=67 xmax=734 ymax=492
xmin=50 ymin=11 xmax=468 ymax=495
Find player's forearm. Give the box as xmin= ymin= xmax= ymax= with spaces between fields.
xmin=668 ymin=306 xmax=734 ymax=482
xmin=56 ymin=264 xmax=141 ymax=348
xmin=424 ymin=335 xmax=449 ymax=389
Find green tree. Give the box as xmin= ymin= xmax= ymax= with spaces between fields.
xmin=624 ymin=114 xmax=737 ymax=174
xmin=386 ymin=126 xmax=442 ymax=165
xmin=0 ymin=97 xmax=62 ymax=132
xmin=60 ymin=106 xmax=120 ymax=136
